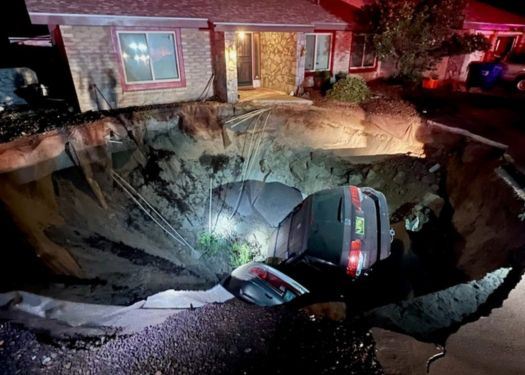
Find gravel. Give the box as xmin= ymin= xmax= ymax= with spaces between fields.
xmin=0 ymin=300 xmax=382 ymax=374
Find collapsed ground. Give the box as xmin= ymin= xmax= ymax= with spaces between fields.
xmin=0 ymin=97 xmax=524 ymax=372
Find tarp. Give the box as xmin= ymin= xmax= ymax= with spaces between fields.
xmin=0 ymin=286 xmax=234 ymax=334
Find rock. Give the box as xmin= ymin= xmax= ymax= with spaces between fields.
xmin=64 ymin=362 xmax=72 ymax=369
xmin=244 ymin=348 xmax=252 ymax=354
xmin=421 ymin=193 xmax=445 ymax=218
xmin=42 ymin=356 xmax=52 ymax=366
xmin=393 ymin=171 xmax=406 ymax=184
xmin=348 ymin=173 xmax=363 ymax=186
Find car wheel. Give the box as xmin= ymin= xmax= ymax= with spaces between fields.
xmin=516 ymin=77 xmax=525 ymax=92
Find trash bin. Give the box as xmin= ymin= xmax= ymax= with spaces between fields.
xmin=466 ymin=62 xmax=504 ymax=90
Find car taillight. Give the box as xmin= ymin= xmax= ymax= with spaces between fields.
xmin=250 ymin=267 xmax=268 ymax=280
xmin=350 ymin=186 xmax=362 ymax=212
xmin=250 ymin=267 xmax=295 ymax=295
xmin=346 ymin=239 xmax=362 ymax=277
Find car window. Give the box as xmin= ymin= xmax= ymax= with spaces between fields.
xmin=508 ymin=53 xmax=525 ymax=65
xmin=288 ymin=202 xmax=307 ymax=255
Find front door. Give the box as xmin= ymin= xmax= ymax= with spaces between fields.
xmin=236 ymin=33 xmax=253 ymax=86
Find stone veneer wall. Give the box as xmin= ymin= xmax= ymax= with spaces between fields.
xmin=260 ymin=32 xmax=299 ymax=93
xmin=59 ymin=25 xmax=213 ymax=112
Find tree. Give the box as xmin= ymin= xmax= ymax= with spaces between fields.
xmin=363 ymin=0 xmax=491 ymax=82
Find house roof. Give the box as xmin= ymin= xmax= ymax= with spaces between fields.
xmin=25 ymin=0 xmax=350 ymax=31
xmin=464 ymin=1 xmax=525 ymax=30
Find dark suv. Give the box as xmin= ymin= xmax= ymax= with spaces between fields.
xmin=269 ymin=186 xmax=392 ymax=278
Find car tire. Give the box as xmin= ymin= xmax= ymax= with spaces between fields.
xmin=516 ymin=77 xmax=525 ymax=92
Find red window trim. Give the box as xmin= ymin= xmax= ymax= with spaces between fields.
xmin=111 ymin=27 xmax=186 ymax=92
xmin=349 ymin=59 xmax=378 ymax=73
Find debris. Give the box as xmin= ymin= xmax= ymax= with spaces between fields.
xmin=428 ymin=163 xmax=441 ymax=173
xmin=41 ymin=356 xmax=51 ymax=366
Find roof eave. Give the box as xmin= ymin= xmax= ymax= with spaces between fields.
xmin=213 ymin=21 xmax=350 ymax=32
xmin=29 ymin=12 xmax=209 ymax=28
xmin=214 ymin=22 xmax=314 ymax=32
xmin=464 ymin=20 xmax=525 ymax=31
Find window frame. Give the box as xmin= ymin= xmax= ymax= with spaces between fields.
xmin=112 ymin=28 xmax=186 ymax=92
xmin=305 ymin=32 xmax=333 ymax=73
xmin=349 ymin=34 xmax=377 ymax=72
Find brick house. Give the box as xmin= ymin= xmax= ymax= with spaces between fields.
xmin=24 ymin=0 xmax=376 ymax=112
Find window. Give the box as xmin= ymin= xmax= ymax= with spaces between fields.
xmin=117 ymin=32 xmax=180 ymax=84
xmin=305 ymin=33 xmax=332 ymax=71
xmin=350 ymin=34 xmax=376 ymax=69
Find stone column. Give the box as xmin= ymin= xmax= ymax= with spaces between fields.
xmin=224 ymin=31 xmax=239 ymax=103
xmin=295 ymin=32 xmax=307 ymax=94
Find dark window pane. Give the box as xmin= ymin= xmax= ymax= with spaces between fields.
xmin=149 ymin=33 xmax=179 ymax=80
xmin=119 ymin=33 xmax=153 ymax=82
xmin=315 ymin=34 xmax=331 ymax=70
xmin=350 ymin=34 xmax=365 ymax=68
xmin=363 ymin=36 xmax=376 ymax=67
xmin=305 ymin=35 xmax=316 ymax=71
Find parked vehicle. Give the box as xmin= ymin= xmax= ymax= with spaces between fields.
xmin=501 ymin=53 xmax=525 ymax=91
xmin=467 ymin=54 xmax=525 ymax=92
xmin=268 ymin=186 xmax=392 ymax=278
xmin=221 ymin=262 xmax=309 ymax=307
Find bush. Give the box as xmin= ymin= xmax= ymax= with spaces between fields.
xmin=327 ymin=76 xmax=371 ymax=103
xmin=230 ymin=242 xmax=255 ymax=268
xmin=198 ymin=231 xmax=256 ymax=268
xmin=197 ymin=232 xmax=228 ymax=257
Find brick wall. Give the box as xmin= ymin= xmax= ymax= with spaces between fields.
xmin=333 ymin=31 xmax=352 ymax=74
xmin=59 ymin=25 xmax=213 ymax=112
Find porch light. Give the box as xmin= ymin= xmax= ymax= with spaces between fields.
xmin=238 ymin=31 xmax=246 ymax=40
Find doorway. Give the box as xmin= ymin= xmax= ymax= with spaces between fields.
xmin=236 ymin=32 xmax=253 ymax=87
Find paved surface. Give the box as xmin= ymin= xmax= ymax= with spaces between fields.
xmin=410 ymin=89 xmax=525 ymax=168
xmin=0 ymin=299 xmax=382 ymax=374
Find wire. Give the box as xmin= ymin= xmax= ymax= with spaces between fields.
xmin=111 ymin=171 xmax=196 ymax=253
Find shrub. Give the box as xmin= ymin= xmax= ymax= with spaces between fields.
xmin=230 ymin=242 xmax=255 ymax=268
xmin=198 ymin=231 xmax=257 ymax=268
xmin=197 ymin=232 xmax=228 ymax=257
xmin=327 ymin=76 xmax=371 ymax=103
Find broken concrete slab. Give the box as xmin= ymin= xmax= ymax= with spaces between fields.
xmin=372 ymin=328 xmax=440 ymax=375
xmin=431 ymin=272 xmax=525 ymax=375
